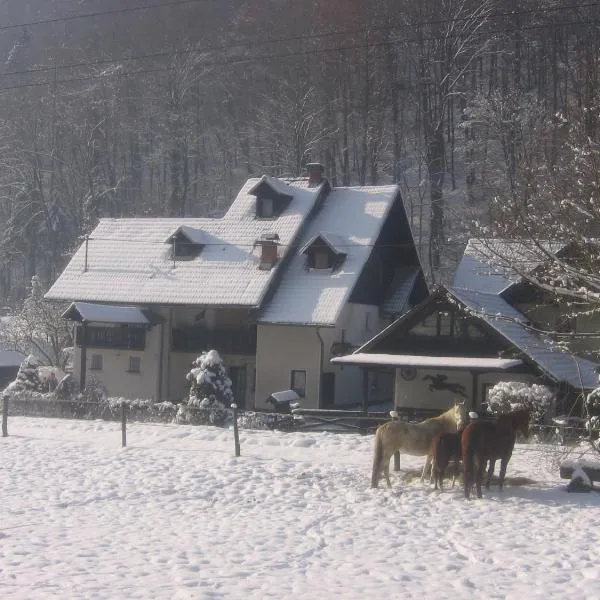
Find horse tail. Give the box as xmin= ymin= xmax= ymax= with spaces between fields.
xmin=371 ymin=426 xmax=385 ymax=488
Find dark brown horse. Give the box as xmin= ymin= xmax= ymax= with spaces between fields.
xmin=431 ymin=430 xmax=463 ymax=492
xmin=462 ymin=408 xmax=530 ymax=499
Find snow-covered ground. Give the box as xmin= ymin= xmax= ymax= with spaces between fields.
xmin=1 ymin=417 xmax=600 ymax=599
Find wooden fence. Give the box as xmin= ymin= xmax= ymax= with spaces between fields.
xmin=1 ymin=397 xmax=241 ymax=456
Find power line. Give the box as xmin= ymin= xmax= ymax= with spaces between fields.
xmin=0 ymin=0 xmax=217 ymax=33
xmin=0 ymin=16 xmax=599 ymax=95
xmin=2 ymin=0 xmax=599 ymax=35
xmin=1 ymin=3 xmax=600 ymax=86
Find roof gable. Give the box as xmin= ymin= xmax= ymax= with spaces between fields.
xmin=357 ymin=285 xmax=600 ymax=389
xmin=259 ymin=185 xmax=425 ymax=325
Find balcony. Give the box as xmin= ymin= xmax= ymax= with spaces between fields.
xmin=171 ymin=325 xmax=257 ymax=356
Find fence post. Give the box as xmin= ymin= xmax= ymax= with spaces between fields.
xmin=231 ymin=403 xmax=240 ymax=457
xmin=2 ymin=396 xmax=8 ymax=438
xmin=121 ymin=402 xmax=127 ymax=448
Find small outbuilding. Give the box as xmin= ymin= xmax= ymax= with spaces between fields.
xmin=332 ymin=286 xmax=599 ymax=415
xmin=0 ymin=350 xmax=25 ymax=391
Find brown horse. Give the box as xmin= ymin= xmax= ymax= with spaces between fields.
xmin=431 ymin=430 xmax=463 ymax=491
xmin=462 ymin=408 xmax=530 ymax=499
xmin=371 ymin=401 xmax=466 ymax=488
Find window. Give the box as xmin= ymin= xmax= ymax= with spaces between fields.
xmin=291 ymin=370 xmax=307 ymax=397
xmin=128 ymin=356 xmax=141 ymax=373
xmin=173 ymin=241 xmax=202 ymax=260
xmin=314 ymin=250 xmax=331 ymax=270
xmin=90 ymin=354 xmax=103 ymax=371
xmin=257 ymin=197 xmax=274 ymax=218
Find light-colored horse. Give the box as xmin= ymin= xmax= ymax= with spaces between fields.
xmin=371 ymin=401 xmax=466 ymax=489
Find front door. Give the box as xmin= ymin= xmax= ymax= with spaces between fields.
xmin=321 ymin=372 xmax=335 ymax=408
xmin=228 ymin=366 xmax=247 ymax=410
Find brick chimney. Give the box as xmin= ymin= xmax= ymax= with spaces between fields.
xmin=307 ymin=163 xmax=324 ymax=187
xmin=254 ymin=233 xmax=280 ymax=270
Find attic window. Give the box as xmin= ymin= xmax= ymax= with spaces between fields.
xmin=257 ymin=197 xmax=274 ymax=218
xmin=164 ymin=226 xmax=205 ymax=260
xmin=249 ymin=175 xmax=293 ymax=219
xmin=173 ymin=241 xmax=202 ymax=259
xmin=300 ymin=233 xmax=347 ymax=272
xmin=313 ymin=248 xmax=332 ymax=270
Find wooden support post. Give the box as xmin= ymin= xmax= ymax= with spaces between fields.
xmin=80 ymin=323 xmax=88 ymax=392
xmin=231 ymin=403 xmax=240 ymax=457
xmin=121 ymin=403 xmax=127 ymax=448
xmin=2 ymin=396 xmax=8 ymax=437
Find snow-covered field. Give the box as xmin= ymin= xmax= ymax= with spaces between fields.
xmin=1 ymin=417 xmax=600 ymax=599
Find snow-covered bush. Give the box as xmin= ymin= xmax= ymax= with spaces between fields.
xmin=6 ymin=354 xmax=44 ymax=393
xmin=178 ymin=349 xmax=233 ymax=426
xmin=584 ymin=388 xmax=600 ymax=440
xmin=487 ymin=381 xmax=554 ymax=424
xmin=78 ymin=376 xmax=108 ymax=403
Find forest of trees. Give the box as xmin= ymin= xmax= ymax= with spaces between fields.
xmin=0 ymin=0 xmax=599 ymax=303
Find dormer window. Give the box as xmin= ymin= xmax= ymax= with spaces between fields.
xmin=249 ymin=175 xmax=293 ymax=219
xmin=300 ymin=232 xmax=347 ymax=272
xmin=164 ymin=226 xmax=205 ymax=260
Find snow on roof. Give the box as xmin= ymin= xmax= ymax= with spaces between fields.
xmin=0 ymin=350 xmax=25 ymax=367
xmin=299 ymin=232 xmax=348 ymax=256
xmin=450 ymin=287 xmax=600 ymax=389
xmin=268 ymin=389 xmax=301 ymax=403
xmin=45 ymin=178 xmax=321 ymax=306
xmin=331 ymin=353 xmax=523 ymax=370
xmin=382 ymin=267 xmax=420 ymax=317
xmin=62 ymin=302 xmax=151 ymax=325
xmin=259 ymin=185 xmax=400 ymax=325
xmin=453 ymin=238 xmax=566 ymax=294
xmin=248 ymin=175 xmax=293 ymax=198
xmin=164 ymin=225 xmax=207 ymax=245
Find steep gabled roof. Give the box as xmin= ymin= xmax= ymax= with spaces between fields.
xmin=46 ymin=178 xmax=323 ymax=307
xmin=259 ymin=185 xmax=407 ymax=325
xmin=448 ymin=287 xmax=599 ymax=389
xmin=453 ymin=238 xmax=566 ymax=294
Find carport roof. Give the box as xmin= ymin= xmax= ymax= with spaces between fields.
xmin=330 ymin=354 xmax=523 ymax=370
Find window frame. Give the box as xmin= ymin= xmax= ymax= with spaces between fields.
xmin=128 ymin=356 xmax=141 ymax=374
xmin=90 ymin=353 xmax=103 ymax=371
xmin=291 ymin=369 xmax=307 ymax=398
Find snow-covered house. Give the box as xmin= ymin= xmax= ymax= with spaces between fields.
xmin=332 ymin=240 xmax=600 ymax=415
xmin=45 ymin=165 xmax=427 ymax=409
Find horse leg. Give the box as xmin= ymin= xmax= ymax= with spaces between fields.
xmin=486 ymin=459 xmax=496 ymax=489
xmin=438 ymin=461 xmax=446 ymax=492
xmin=383 ymin=452 xmax=393 ymax=488
xmin=498 ymin=458 xmax=509 ymax=491
xmin=475 ymin=457 xmax=485 ymax=498
xmin=451 ymin=457 xmax=459 ymax=489
xmin=420 ymin=455 xmax=432 ymax=483
xmin=393 ymin=450 xmax=400 ymax=471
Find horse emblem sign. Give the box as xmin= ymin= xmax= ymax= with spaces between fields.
xmin=423 ymin=374 xmax=467 ymax=398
